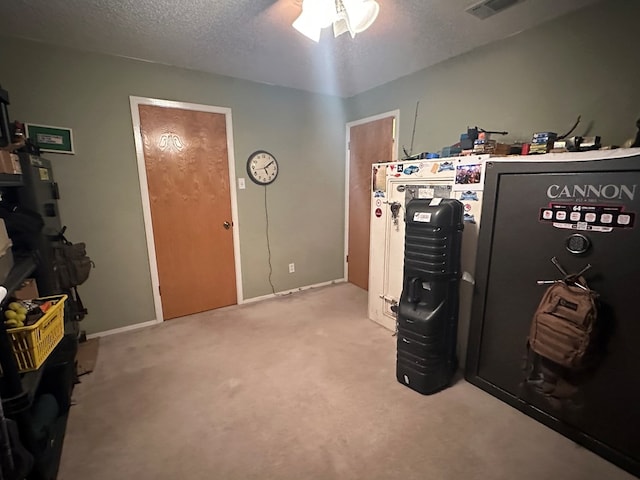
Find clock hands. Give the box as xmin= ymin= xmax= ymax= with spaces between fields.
xmin=261 ymin=160 xmax=276 ymax=173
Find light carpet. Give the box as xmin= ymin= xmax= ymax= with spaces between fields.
xmin=58 ymin=283 xmax=635 ymax=479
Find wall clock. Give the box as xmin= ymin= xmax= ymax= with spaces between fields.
xmin=247 ymin=150 xmax=279 ymax=186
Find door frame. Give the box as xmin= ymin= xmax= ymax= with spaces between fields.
xmin=343 ymin=109 xmax=399 ymax=283
xmin=129 ymin=96 xmax=243 ymax=324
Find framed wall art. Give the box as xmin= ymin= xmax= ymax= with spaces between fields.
xmin=26 ymin=123 xmax=75 ymax=154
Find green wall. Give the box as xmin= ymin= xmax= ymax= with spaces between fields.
xmin=2 ymin=0 xmax=638 ymax=335
xmin=347 ymin=0 xmax=640 ymax=155
xmin=0 ymin=38 xmax=347 ymax=334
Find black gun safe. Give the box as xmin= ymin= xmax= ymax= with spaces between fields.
xmin=465 ymin=152 xmax=640 ymax=477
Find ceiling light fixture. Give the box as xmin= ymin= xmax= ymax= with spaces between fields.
xmin=293 ymin=0 xmax=380 ymax=42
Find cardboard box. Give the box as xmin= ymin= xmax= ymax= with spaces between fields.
xmin=0 ymin=219 xmax=13 ymax=284
xmin=0 ymin=151 xmax=21 ymax=174
xmin=14 ymin=278 xmax=39 ymax=300
xmin=0 ymin=150 xmax=12 ymax=172
xmin=9 ymin=154 xmax=21 ymax=174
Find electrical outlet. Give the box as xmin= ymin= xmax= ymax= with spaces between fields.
xmin=288 ymin=263 xmax=295 ymax=273
xmin=238 ymin=178 xmax=246 ymax=189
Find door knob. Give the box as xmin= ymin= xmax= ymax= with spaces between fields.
xmin=223 ymin=221 xmax=231 ymax=230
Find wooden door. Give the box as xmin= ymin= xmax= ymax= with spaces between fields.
xmin=138 ymin=105 xmax=236 ymax=319
xmin=348 ymin=116 xmax=395 ymax=290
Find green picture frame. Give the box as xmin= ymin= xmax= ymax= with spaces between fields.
xmin=25 ymin=123 xmax=75 ymax=154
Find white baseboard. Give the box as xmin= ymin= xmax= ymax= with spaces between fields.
xmin=87 ymin=278 xmax=347 ymax=338
xmin=87 ymin=319 xmax=159 ymax=339
xmin=242 ymin=278 xmax=346 ymax=304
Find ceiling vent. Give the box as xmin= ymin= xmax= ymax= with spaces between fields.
xmin=465 ymin=0 xmax=526 ymax=19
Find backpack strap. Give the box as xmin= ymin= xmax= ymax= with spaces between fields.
xmin=71 ymin=287 xmax=88 ymax=321
xmin=523 ymin=354 xmax=570 ymax=399
xmin=519 ymin=340 xmax=541 ymax=398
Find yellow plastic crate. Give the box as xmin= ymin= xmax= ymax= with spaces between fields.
xmin=6 ymin=295 xmax=67 ymax=372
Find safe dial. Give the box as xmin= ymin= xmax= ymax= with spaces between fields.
xmin=565 ymin=233 xmax=591 ymax=255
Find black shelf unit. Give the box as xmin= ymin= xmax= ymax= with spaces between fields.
xmin=0 ymin=156 xmax=78 ymax=480
xmin=0 ymin=260 xmax=77 ymax=480
xmin=0 ymin=173 xmax=22 ymax=188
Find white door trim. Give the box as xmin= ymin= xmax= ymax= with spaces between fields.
xmin=343 ymin=109 xmax=400 ymax=282
xmin=129 ymin=96 xmax=243 ymax=324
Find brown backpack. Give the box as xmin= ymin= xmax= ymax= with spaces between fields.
xmin=529 ymin=278 xmax=597 ymax=370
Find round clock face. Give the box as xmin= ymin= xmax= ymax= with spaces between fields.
xmin=247 ymin=150 xmax=279 ymax=185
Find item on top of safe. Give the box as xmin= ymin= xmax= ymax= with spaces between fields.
xmin=478 ymin=126 xmax=508 ymax=137
xmin=552 ymin=136 xmax=582 ymax=152
xmin=632 ymin=118 xmax=640 ymax=148
xmin=579 ymin=136 xmax=601 ymax=151
xmin=441 ymin=145 xmax=463 ymax=158
xmin=530 ymin=132 xmax=557 ymax=154
xmin=544 ymin=116 xmax=585 ymax=153
xmin=460 ymin=127 xmax=478 ymax=150
xmin=461 ymin=126 xmax=508 ymax=151
xmin=556 ymin=115 xmax=581 ymax=140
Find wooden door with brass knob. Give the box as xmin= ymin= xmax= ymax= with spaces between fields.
xmin=137 ymin=103 xmax=237 ymax=319
xmin=347 ymin=114 xmax=396 ymax=290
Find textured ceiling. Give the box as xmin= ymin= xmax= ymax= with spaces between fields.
xmin=0 ymin=0 xmax=602 ymax=97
